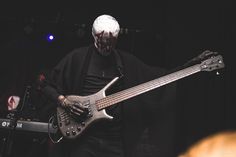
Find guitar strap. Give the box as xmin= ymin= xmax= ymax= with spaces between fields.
xmin=113 ymin=49 xmax=124 ymax=78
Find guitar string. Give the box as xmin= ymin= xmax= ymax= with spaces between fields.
xmin=96 ymin=65 xmax=201 ymax=109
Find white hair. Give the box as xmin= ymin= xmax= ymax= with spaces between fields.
xmin=92 ymin=14 xmax=120 ymax=37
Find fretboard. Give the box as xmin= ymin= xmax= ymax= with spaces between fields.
xmin=96 ymin=64 xmax=201 ymax=110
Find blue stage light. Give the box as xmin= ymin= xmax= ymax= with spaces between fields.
xmin=46 ymin=34 xmax=55 ymax=41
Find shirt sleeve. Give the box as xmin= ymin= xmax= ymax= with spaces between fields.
xmin=40 ymin=52 xmax=74 ymax=103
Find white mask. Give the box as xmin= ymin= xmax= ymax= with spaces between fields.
xmin=92 ymin=14 xmax=120 ymax=56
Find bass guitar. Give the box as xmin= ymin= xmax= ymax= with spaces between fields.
xmin=57 ymin=54 xmax=224 ymax=139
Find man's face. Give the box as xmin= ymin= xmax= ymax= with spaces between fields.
xmin=94 ymin=31 xmax=117 ymax=56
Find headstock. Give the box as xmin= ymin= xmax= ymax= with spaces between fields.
xmin=200 ymin=55 xmax=225 ymax=72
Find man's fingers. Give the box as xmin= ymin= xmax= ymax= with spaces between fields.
xmin=74 ymin=102 xmax=89 ymax=110
xmin=64 ymin=100 xmax=89 ymax=116
xmin=199 ymin=50 xmax=218 ymax=59
xmin=70 ymin=108 xmax=81 ymax=116
xmin=71 ymin=105 xmax=84 ymax=113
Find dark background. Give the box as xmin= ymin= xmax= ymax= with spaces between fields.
xmin=0 ymin=0 xmax=235 ymax=157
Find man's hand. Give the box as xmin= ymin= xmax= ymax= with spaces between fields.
xmin=184 ymin=50 xmax=219 ymax=66
xmin=193 ymin=50 xmax=218 ymax=62
xmin=58 ymin=95 xmax=89 ymax=117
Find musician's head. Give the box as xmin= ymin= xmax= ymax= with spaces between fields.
xmin=92 ymin=14 xmax=120 ymax=56
xmin=179 ymin=131 xmax=236 ymax=157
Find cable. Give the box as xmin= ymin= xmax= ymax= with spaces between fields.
xmin=48 ymin=115 xmax=63 ymax=144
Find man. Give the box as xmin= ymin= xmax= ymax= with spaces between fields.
xmin=41 ymin=14 xmax=175 ymax=157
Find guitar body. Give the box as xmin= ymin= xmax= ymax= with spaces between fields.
xmin=57 ymin=77 xmax=119 ymax=139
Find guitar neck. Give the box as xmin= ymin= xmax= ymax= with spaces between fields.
xmin=96 ymin=64 xmax=201 ymax=110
